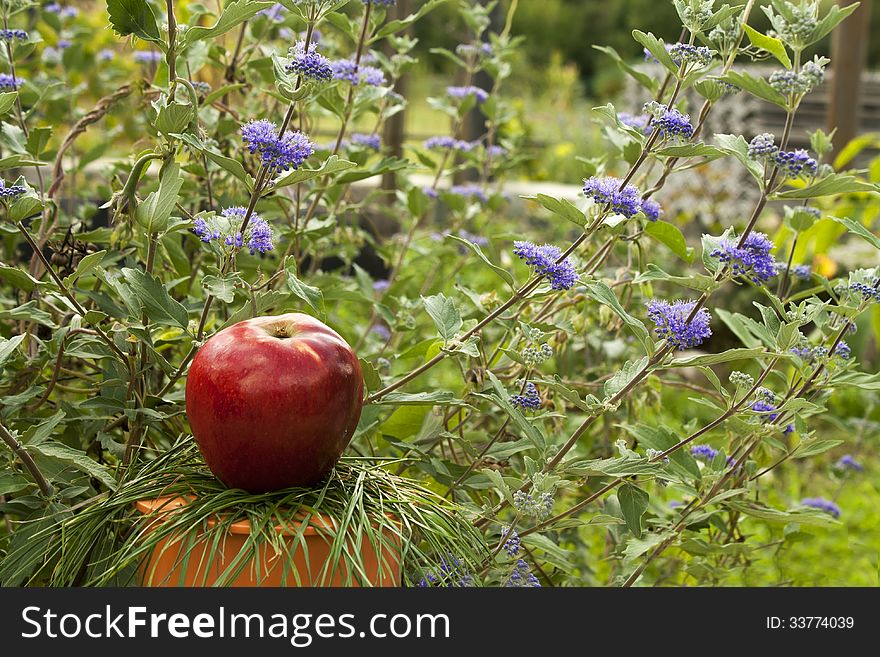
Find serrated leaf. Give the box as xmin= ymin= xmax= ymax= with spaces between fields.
xmin=270 ymin=155 xmax=357 ymax=190
xmin=30 ymin=441 xmax=116 ymax=490
xmin=669 ymin=347 xmax=768 ymax=367
xmin=201 ymin=274 xmax=238 ymax=303
xmin=122 ymin=267 xmax=189 ymax=329
xmin=743 ymin=25 xmax=791 ymax=69
xmin=721 ymin=70 xmax=788 ymax=109
xmin=525 ymin=193 xmax=587 ymax=227
xmin=774 ymin=176 xmax=878 ymax=200
xmin=106 ymin=0 xmax=162 ymax=43
xmin=182 ymin=0 xmax=274 ymax=48
xmin=422 ymin=293 xmax=462 ymax=342
xmin=584 ymin=281 xmax=653 ymax=356
xmin=172 ymin=132 xmax=253 ymax=189
xmin=618 ymin=484 xmax=649 ymax=537
xmin=593 ymin=45 xmax=658 ymax=92
xmin=0 ymin=334 xmax=25 ymax=368
xmin=285 ymin=269 xmax=325 ymax=319
xmin=373 ymin=391 xmax=460 ymax=406
xmin=793 ymin=439 xmax=844 ymax=458
xmin=62 ymin=250 xmax=106 ymax=287
xmin=632 ymin=29 xmax=677 ymax=74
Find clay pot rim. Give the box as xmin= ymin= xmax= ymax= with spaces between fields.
xmin=134 ymin=495 xmax=362 ymax=537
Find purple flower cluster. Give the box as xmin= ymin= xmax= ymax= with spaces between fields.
xmin=449 ymin=184 xmax=488 ymax=203
xmin=502 ymin=527 xmax=521 ymax=557
xmin=350 ymin=133 xmax=381 ymax=150
xmin=835 ymin=455 xmax=863 ymax=472
xmin=792 ymin=264 xmax=812 ymax=280
xmin=711 ymin=232 xmax=777 ymax=283
xmin=646 ymin=299 xmax=712 ymax=350
xmin=650 ymin=104 xmax=694 ymax=140
xmin=446 ymin=85 xmax=489 ymax=103
xmin=747 ymin=133 xmax=777 ymax=159
xmin=0 ymin=179 xmax=27 ymax=200
xmin=849 ymin=280 xmax=880 ymax=303
xmin=691 ymin=445 xmax=719 ymax=461
xmin=133 ymin=50 xmax=162 ymax=64
xmin=669 ymin=43 xmax=713 ymax=68
xmin=800 ymin=497 xmax=841 ymax=518
xmin=512 ymin=241 xmax=577 ymax=290
xmin=0 ymin=73 xmax=23 ymax=90
xmin=775 ymin=149 xmax=818 ymax=178
xmin=193 ymin=207 xmax=274 ymax=255
xmin=456 ymin=42 xmax=493 ymax=59
xmin=582 ymin=176 xmax=643 ymax=218
xmin=791 ymin=341 xmax=828 ymax=363
xmin=512 ymin=490 xmax=554 ymax=518
xmin=641 ymin=198 xmax=662 ymax=222
xmin=241 ymin=120 xmax=315 ymax=172
xmin=46 ymin=3 xmax=78 ymax=18
xmin=331 ymin=58 xmax=385 ymax=86
xmin=0 ymin=29 xmax=28 ymax=41
xmin=286 ymin=41 xmax=332 ymax=82
xmin=751 ymin=399 xmax=780 ymax=422
xmin=417 ymin=555 xmax=474 ymax=588
xmin=506 ymin=560 xmax=541 ymax=588
xmin=510 ymin=382 xmax=541 ymax=411
xmin=834 ymin=341 xmax=851 ymax=359
xmin=98 ymin=49 xmax=115 ymax=61
xmin=423 ymin=136 xmax=477 ymax=152
xmin=257 ymin=3 xmax=285 ymax=22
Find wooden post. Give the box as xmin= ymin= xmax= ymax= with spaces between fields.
xmin=827 ymin=0 xmax=872 ymax=161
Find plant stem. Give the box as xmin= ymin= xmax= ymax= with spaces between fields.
xmin=0 ymin=422 xmax=54 ymax=498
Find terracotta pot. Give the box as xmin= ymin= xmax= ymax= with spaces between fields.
xmin=134 ymin=496 xmax=401 ymax=587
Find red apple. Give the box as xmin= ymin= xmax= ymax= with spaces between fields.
xmin=185 ymin=313 xmax=364 ymax=492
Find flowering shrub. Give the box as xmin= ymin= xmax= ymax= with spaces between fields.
xmin=1 ymin=0 xmax=879 ymax=587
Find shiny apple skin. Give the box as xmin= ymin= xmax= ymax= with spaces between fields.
xmin=185 ymin=313 xmax=364 ymax=492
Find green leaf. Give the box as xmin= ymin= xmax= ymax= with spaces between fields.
xmin=172 ymin=133 xmax=253 ymax=189
xmin=447 ymin=234 xmax=515 ymax=289
xmin=106 ymin=0 xmax=162 ymax=43
xmin=524 ymin=193 xmax=587 ymax=228
xmin=0 ymin=334 xmax=25 ymax=368
xmin=713 ymin=133 xmax=765 ymax=185
xmin=669 ymin=347 xmax=768 ymax=367
xmin=593 ymin=45 xmax=658 ymax=92
xmin=373 ymin=391 xmax=461 ymax=406
xmin=181 ymin=0 xmax=274 ymax=48
xmin=482 ymin=372 xmax=546 ymax=451
xmin=62 ymin=250 xmax=107 ymax=287
xmin=829 ymin=216 xmax=880 ymax=250
xmin=584 ymin=281 xmax=653 ymax=356
xmin=631 ymin=29 xmax=677 ymax=74
xmin=270 ymin=155 xmax=357 ymax=190
xmin=604 ymin=357 xmax=648 ymax=399
xmin=422 ymin=293 xmax=462 ymax=342
xmin=654 ymin=143 xmax=725 ymax=159
xmin=793 ymin=439 xmax=844 ymax=458
xmin=122 ymin=267 xmax=190 ymax=329
xmin=371 ymin=0 xmax=449 ymax=41
xmin=773 ymin=175 xmax=878 ymax=200
xmin=809 ymin=2 xmax=860 ymax=46
xmin=721 ymin=70 xmax=788 ymax=109
xmin=0 ymin=92 xmax=17 ymax=115
xmin=0 ymin=264 xmax=46 ymax=293
xmin=136 ymin=161 xmax=183 ymax=233
xmin=285 ymin=268 xmax=326 ymax=319
xmin=743 ymin=25 xmax=791 ymax=69
xmin=618 ymin=484 xmax=649 ymax=537
xmin=201 ymin=274 xmax=238 ymax=303
xmin=644 ymin=220 xmax=694 ymax=262
xmin=30 ymin=441 xmax=117 ymax=490
xmin=632 ymin=263 xmax=718 ymax=292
